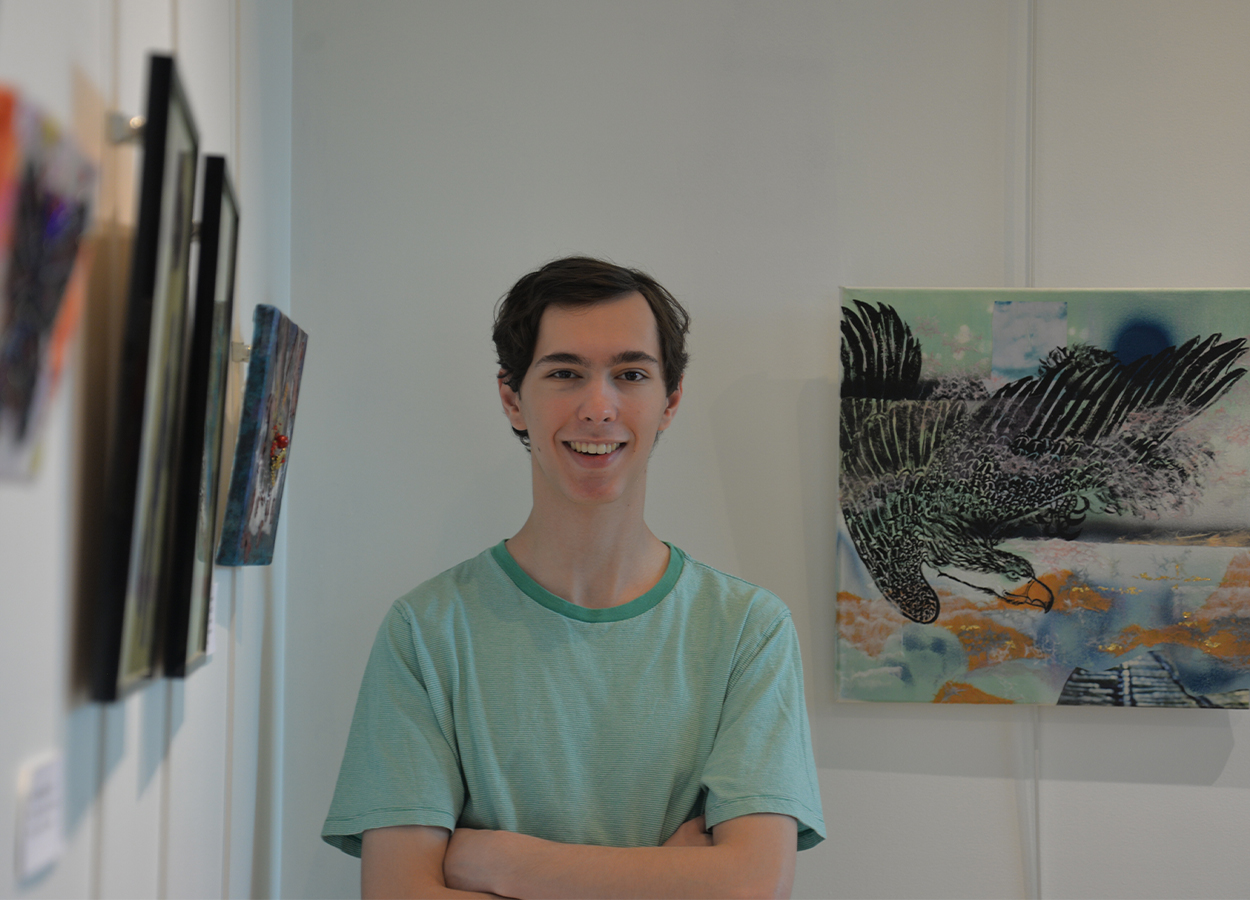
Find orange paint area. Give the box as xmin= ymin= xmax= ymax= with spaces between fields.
xmin=1115 ymin=617 xmax=1250 ymax=668
xmin=836 ymin=591 xmax=904 ymax=657
xmin=942 ymin=614 xmax=1044 ymax=671
xmin=933 ymin=682 xmax=1014 ymax=703
xmin=840 ymin=557 xmax=1250 ymax=683
xmin=839 ymin=569 xmax=1110 ymax=664
xmin=1103 ymin=553 xmax=1250 ymax=666
xmin=1046 ymin=570 xmax=1115 ymax=613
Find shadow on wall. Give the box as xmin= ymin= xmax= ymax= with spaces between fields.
xmin=708 ymin=372 xmax=1242 ymax=789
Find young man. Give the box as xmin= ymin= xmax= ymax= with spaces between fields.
xmin=323 ymin=257 xmax=824 ymax=899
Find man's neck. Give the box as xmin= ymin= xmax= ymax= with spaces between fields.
xmin=505 ymin=502 xmax=671 ymax=610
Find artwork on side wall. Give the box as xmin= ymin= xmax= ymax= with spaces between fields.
xmin=165 ymin=156 xmax=239 ymax=678
xmin=216 ymin=304 xmax=307 ymax=567
xmin=0 ymin=86 xmax=96 ymax=478
xmin=92 ymin=55 xmax=200 ymax=702
xmin=836 ymin=289 xmax=1250 ymax=707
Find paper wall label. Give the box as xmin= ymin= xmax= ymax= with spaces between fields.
xmin=15 ymin=751 xmax=64 ymax=880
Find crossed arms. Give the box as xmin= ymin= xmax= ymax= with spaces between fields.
xmin=361 ymin=812 xmax=797 ymax=899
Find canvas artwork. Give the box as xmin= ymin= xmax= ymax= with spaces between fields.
xmin=216 ymin=304 xmax=307 ymax=567
xmin=836 ymin=289 xmax=1250 ymax=707
xmin=0 ymin=86 xmax=95 ymax=478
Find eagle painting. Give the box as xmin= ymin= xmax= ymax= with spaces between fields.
xmin=840 ymin=298 xmax=1249 ymax=627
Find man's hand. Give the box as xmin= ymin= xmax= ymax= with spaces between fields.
xmin=441 ymin=813 xmax=796 ymax=899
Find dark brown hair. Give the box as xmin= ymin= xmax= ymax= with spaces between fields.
xmin=492 ymin=256 xmax=691 ymax=446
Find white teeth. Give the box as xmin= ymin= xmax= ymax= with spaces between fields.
xmin=569 ymin=441 xmax=621 ymax=455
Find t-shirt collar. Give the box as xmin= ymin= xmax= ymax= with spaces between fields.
xmin=489 ymin=540 xmax=684 ymax=623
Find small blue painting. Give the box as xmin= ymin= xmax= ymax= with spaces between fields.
xmin=217 ymin=304 xmax=308 ymax=566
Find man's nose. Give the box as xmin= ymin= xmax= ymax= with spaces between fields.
xmin=578 ymin=376 xmax=617 ymax=422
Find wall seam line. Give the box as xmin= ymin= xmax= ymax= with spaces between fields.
xmin=1026 ymin=5 xmax=1042 ymax=900
xmin=1025 ymin=0 xmax=1036 ymax=291
xmin=221 ymin=2 xmax=242 ymax=894
xmin=1008 ymin=1 xmax=1043 ymax=898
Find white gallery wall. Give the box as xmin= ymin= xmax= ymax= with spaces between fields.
xmin=0 ymin=1 xmax=291 ymax=898
xmin=284 ymin=2 xmax=1250 ymax=899
xmin=3 ymin=2 xmax=1249 ymax=899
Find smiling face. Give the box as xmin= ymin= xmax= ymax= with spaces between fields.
xmin=500 ymin=292 xmax=682 ymax=512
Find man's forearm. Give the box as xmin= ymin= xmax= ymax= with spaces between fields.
xmin=444 ymin=814 xmax=796 ymax=900
xmin=460 ymin=835 xmax=778 ymax=900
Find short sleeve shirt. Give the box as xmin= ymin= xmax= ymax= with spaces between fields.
xmin=322 ymin=542 xmax=825 ymax=856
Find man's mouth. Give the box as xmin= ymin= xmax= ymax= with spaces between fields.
xmin=566 ymin=441 xmax=622 ymax=455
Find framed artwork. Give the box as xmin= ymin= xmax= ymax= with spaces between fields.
xmin=92 ymin=55 xmax=199 ymax=701
xmin=216 ymin=304 xmax=307 ymax=567
xmin=836 ymin=289 xmax=1250 ymax=707
xmin=165 ymin=156 xmax=238 ymax=677
xmin=0 ymin=86 xmax=95 ymax=478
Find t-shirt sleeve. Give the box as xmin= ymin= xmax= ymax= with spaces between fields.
xmin=701 ymin=609 xmax=826 ymax=851
xmin=321 ymin=601 xmax=464 ymax=857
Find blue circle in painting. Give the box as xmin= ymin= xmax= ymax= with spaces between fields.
xmin=1112 ymin=319 xmax=1173 ymax=364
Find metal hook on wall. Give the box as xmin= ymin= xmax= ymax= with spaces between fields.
xmin=106 ymin=111 xmax=146 ymax=144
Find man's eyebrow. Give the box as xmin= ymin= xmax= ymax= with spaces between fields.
xmin=611 ymin=350 xmax=660 ymax=366
xmin=534 ymin=352 xmax=591 ymax=367
xmin=533 ymin=350 xmax=660 ymax=367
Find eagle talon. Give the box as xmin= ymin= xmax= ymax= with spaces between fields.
xmin=999 ymin=577 xmax=1054 ymax=613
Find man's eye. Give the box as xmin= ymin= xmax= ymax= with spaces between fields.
xmin=550 ymin=369 xmax=578 ymax=379
xmin=619 ymin=370 xmax=647 ymax=382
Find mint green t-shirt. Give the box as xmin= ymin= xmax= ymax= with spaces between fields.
xmin=322 ymin=542 xmax=825 ymax=856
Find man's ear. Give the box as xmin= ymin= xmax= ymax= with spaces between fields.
xmin=499 ymin=375 xmax=527 ymax=432
xmin=657 ymin=377 xmax=683 ymax=432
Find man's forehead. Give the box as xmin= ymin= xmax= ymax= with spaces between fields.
xmin=533 ymin=292 xmax=661 ymax=354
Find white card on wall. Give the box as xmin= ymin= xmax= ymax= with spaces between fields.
xmin=15 ymin=751 xmax=64 ymax=880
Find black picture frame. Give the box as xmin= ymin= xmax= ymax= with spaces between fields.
xmin=92 ymin=55 xmax=200 ymax=701
xmin=165 ymin=156 xmax=238 ymax=678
